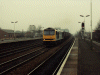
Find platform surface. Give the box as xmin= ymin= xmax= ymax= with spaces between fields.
xmin=60 ymin=38 xmax=78 ymax=75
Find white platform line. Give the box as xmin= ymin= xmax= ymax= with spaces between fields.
xmin=56 ymin=38 xmax=76 ymax=75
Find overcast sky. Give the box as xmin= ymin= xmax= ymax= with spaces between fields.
xmin=0 ymin=0 xmax=100 ymax=34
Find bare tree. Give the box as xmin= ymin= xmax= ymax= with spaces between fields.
xmin=93 ymin=19 xmax=100 ymax=42
xmin=95 ymin=19 xmax=100 ymax=30
xmin=27 ymin=25 xmax=36 ymax=38
xmin=36 ymin=25 xmax=42 ymax=37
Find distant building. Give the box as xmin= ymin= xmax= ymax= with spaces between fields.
xmin=15 ymin=31 xmax=25 ymax=38
xmin=25 ymin=31 xmax=33 ymax=38
xmin=0 ymin=29 xmax=22 ymax=40
xmin=25 ymin=30 xmax=43 ymax=38
xmin=0 ymin=29 xmax=14 ymax=39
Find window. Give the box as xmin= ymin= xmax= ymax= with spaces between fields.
xmin=44 ymin=31 xmax=49 ymax=35
xmin=50 ymin=31 xmax=55 ymax=35
xmin=44 ymin=30 xmax=55 ymax=35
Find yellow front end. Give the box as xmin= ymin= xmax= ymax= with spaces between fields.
xmin=43 ymin=35 xmax=56 ymax=41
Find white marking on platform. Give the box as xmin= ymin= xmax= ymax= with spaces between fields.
xmin=56 ymin=39 xmax=76 ymax=75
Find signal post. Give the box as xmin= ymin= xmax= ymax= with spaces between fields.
xmin=81 ymin=22 xmax=85 ymax=39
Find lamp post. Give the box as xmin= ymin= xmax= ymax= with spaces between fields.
xmin=78 ymin=22 xmax=81 ymax=23
xmin=80 ymin=15 xmax=90 ymax=26
xmin=80 ymin=15 xmax=90 ymax=40
xmin=90 ymin=0 xmax=93 ymax=50
xmin=11 ymin=21 xmax=18 ymax=40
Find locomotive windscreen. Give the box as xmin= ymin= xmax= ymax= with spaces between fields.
xmin=44 ymin=30 xmax=55 ymax=35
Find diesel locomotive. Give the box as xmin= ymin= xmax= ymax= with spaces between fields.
xmin=43 ymin=27 xmax=70 ymax=45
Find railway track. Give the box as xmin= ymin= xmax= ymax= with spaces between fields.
xmin=0 ymin=39 xmax=42 ymax=53
xmin=0 ymin=46 xmax=49 ymax=75
xmin=0 ymin=41 xmax=43 ymax=58
xmin=0 ymin=41 xmax=29 ymax=51
xmin=27 ymin=37 xmax=74 ymax=75
xmin=0 ymin=37 xmax=75 ymax=75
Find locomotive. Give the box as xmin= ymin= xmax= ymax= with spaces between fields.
xmin=43 ymin=27 xmax=71 ymax=45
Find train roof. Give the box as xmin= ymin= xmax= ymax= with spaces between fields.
xmin=44 ymin=27 xmax=64 ymax=32
xmin=44 ymin=27 xmax=55 ymax=31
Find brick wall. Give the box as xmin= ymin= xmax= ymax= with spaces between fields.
xmin=0 ymin=29 xmax=14 ymax=39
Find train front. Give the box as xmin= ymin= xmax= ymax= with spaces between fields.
xmin=43 ymin=28 xmax=56 ymax=45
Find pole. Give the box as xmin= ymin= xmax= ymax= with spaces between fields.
xmin=11 ymin=21 xmax=18 ymax=40
xmin=84 ymin=17 xmax=85 ymax=40
xmin=90 ymin=0 xmax=93 ymax=50
xmin=14 ymin=23 xmax=15 ymax=40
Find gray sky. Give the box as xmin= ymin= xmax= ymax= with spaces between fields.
xmin=0 ymin=0 xmax=100 ymax=34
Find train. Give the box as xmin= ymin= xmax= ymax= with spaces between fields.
xmin=43 ymin=27 xmax=71 ymax=46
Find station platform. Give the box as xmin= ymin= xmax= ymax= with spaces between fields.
xmin=0 ymin=37 xmax=42 ymax=44
xmin=57 ymin=38 xmax=78 ymax=75
xmin=57 ymin=38 xmax=100 ymax=75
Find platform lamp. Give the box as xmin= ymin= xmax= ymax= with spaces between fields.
xmin=11 ymin=21 xmax=18 ymax=40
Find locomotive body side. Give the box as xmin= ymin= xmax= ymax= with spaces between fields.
xmin=43 ymin=28 xmax=63 ymax=45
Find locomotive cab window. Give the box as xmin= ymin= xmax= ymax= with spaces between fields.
xmin=50 ymin=31 xmax=55 ymax=35
xmin=44 ymin=31 xmax=49 ymax=35
xmin=44 ymin=30 xmax=55 ymax=35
